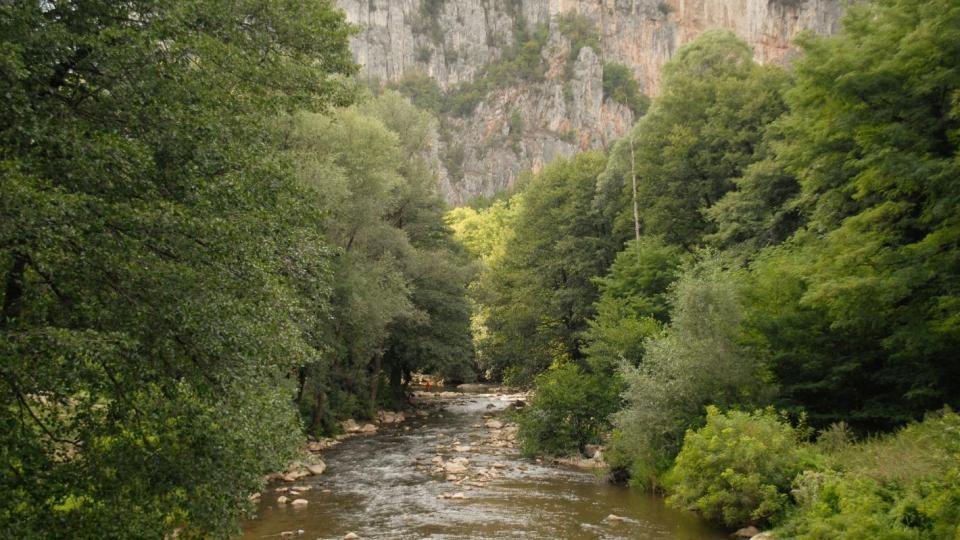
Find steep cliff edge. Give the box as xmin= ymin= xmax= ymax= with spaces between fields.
xmin=337 ymin=0 xmax=844 ymax=204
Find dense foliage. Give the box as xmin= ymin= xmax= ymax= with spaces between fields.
xmin=1 ymin=3 xmax=473 ymax=538
xmin=5 ymin=0 xmax=959 ymax=536
xmin=666 ymin=407 xmax=811 ymax=527
xmin=0 ymin=1 xmax=355 ymax=536
xmin=516 ymin=363 xmax=621 ymax=457
xmin=281 ymin=93 xmax=475 ymax=431
xmin=456 ymin=0 xmax=960 ymax=533
xmin=778 ymin=409 xmax=960 ymax=538
xmin=476 ymin=152 xmax=621 ymax=385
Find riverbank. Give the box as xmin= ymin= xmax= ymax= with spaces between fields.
xmin=240 ymin=387 xmax=727 ymax=539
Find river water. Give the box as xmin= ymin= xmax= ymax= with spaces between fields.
xmin=240 ymin=389 xmax=727 ymax=540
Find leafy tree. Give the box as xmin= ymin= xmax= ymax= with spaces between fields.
xmin=745 ymin=0 xmax=960 ymax=429
xmin=613 ymin=255 xmax=770 ymax=487
xmin=0 ymin=0 xmax=355 ymax=537
xmin=704 ymin=120 xmax=803 ymax=259
xmin=602 ymin=63 xmax=650 ymax=117
xmin=517 ymin=363 xmax=621 ymax=456
xmin=606 ymin=30 xmax=791 ymax=248
xmin=480 ymin=152 xmax=619 ymax=385
xmin=373 ymin=92 xmax=477 ymax=393
xmin=584 ymin=237 xmax=685 ymax=374
xmin=279 ymin=105 xmax=415 ymax=428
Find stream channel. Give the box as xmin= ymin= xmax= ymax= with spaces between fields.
xmin=240 ymin=388 xmax=727 ymax=540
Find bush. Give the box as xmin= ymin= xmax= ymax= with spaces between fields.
xmin=602 ymin=62 xmax=650 ymax=117
xmin=517 ymin=363 xmax=622 ymax=457
xmin=556 ymin=12 xmax=600 ymax=74
xmin=777 ymin=409 xmax=960 ymax=539
xmin=665 ymin=406 xmax=811 ymax=527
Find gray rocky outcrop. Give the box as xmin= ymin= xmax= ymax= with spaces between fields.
xmin=337 ymin=0 xmax=845 ymax=204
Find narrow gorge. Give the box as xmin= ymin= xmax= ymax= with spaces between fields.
xmin=338 ymin=0 xmax=845 ymax=203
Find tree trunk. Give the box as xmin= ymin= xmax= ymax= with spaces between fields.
xmin=369 ymin=354 xmax=382 ymax=413
xmin=2 ymin=253 xmax=27 ymax=329
xmin=630 ymin=135 xmax=641 ymax=246
xmin=389 ymin=362 xmax=404 ymax=405
xmin=309 ymin=390 xmax=326 ymax=434
xmin=296 ymin=366 xmax=306 ymax=404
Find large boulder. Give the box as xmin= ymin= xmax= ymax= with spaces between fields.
xmin=359 ymin=423 xmax=377 ymax=434
xmin=307 ymin=460 xmax=326 ymax=475
xmin=340 ymin=419 xmax=360 ymax=433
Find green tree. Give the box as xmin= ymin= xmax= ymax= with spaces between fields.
xmin=480 ymin=152 xmax=619 ymax=385
xmin=0 ymin=1 xmax=355 ymax=537
xmin=604 ymin=30 xmax=790 ymax=248
xmin=583 ymin=237 xmax=685 ymax=374
xmin=745 ymin=0 xmax=960 ymax=429
xmin=602 ymin=62 xmax=650 ymax=117
xmin=614 ymin=255 xmax=770 ymax=487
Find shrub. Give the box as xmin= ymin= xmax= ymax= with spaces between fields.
xmin=602 ymin=62 xmax=650 ymax=117
xmin=777 ymin=409 xmax=960 ymax=539
xmin=517 ymin=363 xmax=623 ymax=457
xmin=665 ymin=406 xmax=810 ymax=527
xmin=556 ymin=12 xmax=600 ymax=74
xmin=416 ymin=45 xmax=433 ymax=63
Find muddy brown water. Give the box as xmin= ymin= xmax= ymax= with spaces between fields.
xmin=239 ymin=389 xmax=727 ymax=540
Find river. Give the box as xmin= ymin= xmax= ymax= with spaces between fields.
xmin=240 ymin=388 xmax=727 ymax=540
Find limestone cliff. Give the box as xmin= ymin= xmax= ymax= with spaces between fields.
xmin=337 ymin=0 xmax=845 ymax=204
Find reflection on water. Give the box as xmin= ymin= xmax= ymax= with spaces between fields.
xmin=240 ymin=390 xmax=727 ymax=540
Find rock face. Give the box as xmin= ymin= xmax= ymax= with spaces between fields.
xmin=337 ymin=0 xmax=844 ymax=204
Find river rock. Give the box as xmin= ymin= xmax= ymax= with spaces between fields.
xmin=378 ymin=410 xmax=405 ymax=424
xmin=282 ymin=469 xmax=310 ymax=482
xmin=734 ymin=526 xmax=761 ymax=538
xmin=307 ymin=438 xmax=339 ymax=452
xmin=307 ymin=460 xmax=326 ymax=475
xmin=484 ymin=419 xmax=503 ymax=429
xmin=750 ymin=534 xmax=774 ymax=540
xmin=343 ymin=533 xmax=360 ymax=540
xmin=290 ymin=498 xmax=308 ymax=507
xmin=445 ymin=461 xmax=468 ymax=474
xmin=606 ymin=514 xmax=626 ymax=522
xmin=359 ymin=423 xmax=377 ymax=434
xmin=277 ymin=496 xmax=289 ymax=504
xmin=340 ymin=419 xmax=360 ymax=433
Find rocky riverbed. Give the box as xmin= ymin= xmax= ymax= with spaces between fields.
xmin=240 ymin=387 xmax=727 ymax=539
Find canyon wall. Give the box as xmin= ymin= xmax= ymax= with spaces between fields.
xmin=337 ymin=0 xmax=845 ymax=204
